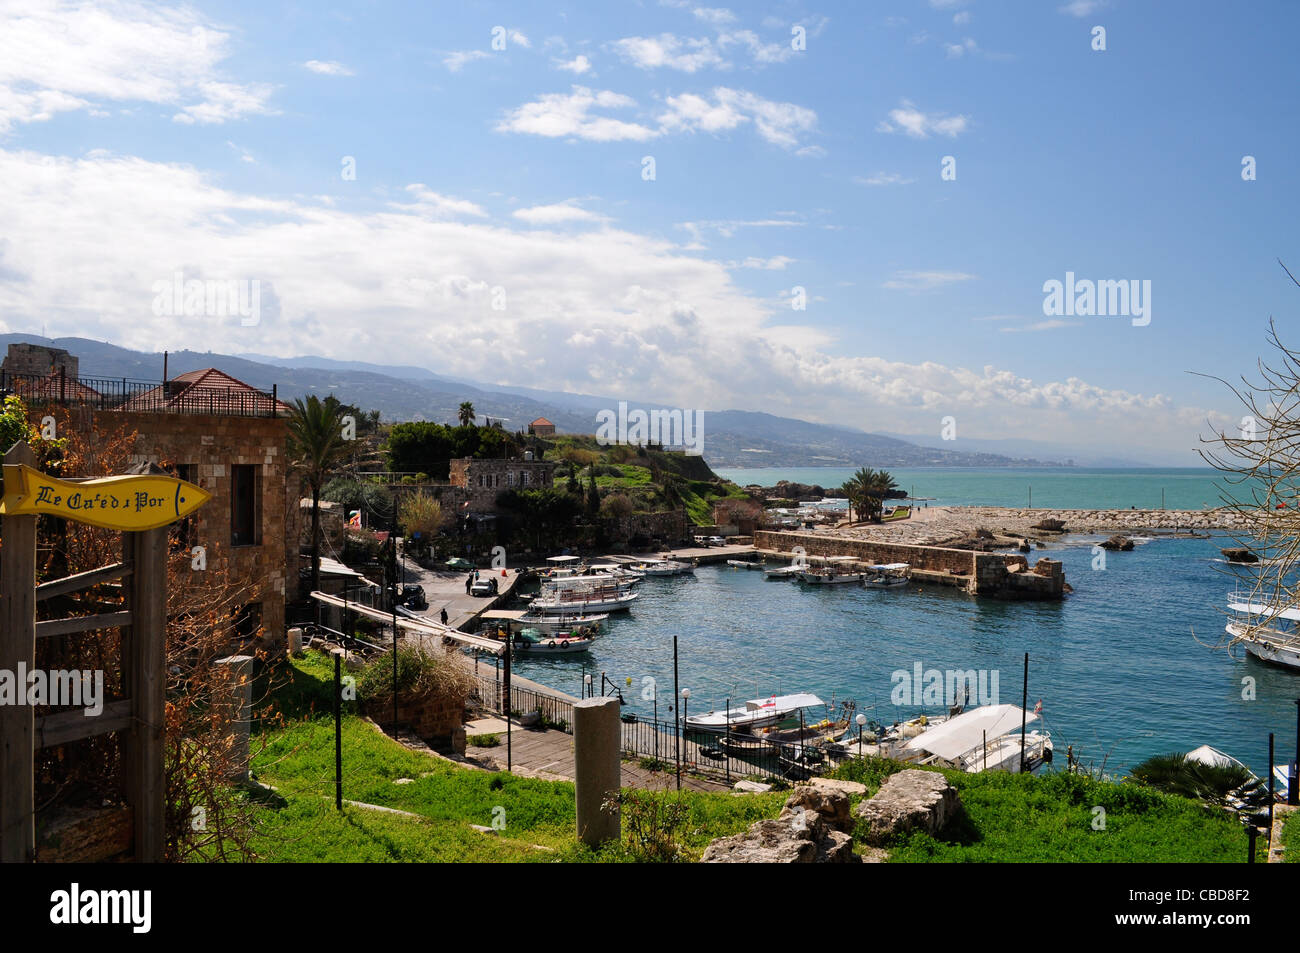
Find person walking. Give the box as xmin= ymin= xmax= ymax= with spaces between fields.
xmin=465 ymin=572 xmax=473 ymax=594
xmin=440 ymin=606 xmax=449 ymax=626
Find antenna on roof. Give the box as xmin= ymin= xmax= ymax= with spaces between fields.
xmin=163 ymin=350 xmax=168 ymax=385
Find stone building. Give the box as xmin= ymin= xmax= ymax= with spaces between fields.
xmin=448 ymin=455 xmax=555 ymax=511
xmin=1 ymin=342 xmax=79 ymax=378
xmin=528 ymin=416 xmax=556 ymax=436
xmin=3 ymin=345 xmax=298 ymax=646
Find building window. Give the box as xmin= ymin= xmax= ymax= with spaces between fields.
xmin=232 ymin=602 xmax=263 ymax=641
xmin=231 ymin=464 xmax=261 ymax=546
xmin=172 ymin=463 xmax=197 ymax=550
xmin=523 ymin=470 xmax=530 ymax=486
xmin=508 ymin=471 xmax=516 ymax=487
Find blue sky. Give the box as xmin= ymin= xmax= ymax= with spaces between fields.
xmin=1 ymin=0 xmax=1297 ymax=463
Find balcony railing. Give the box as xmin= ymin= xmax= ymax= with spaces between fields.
xmin=0 ymin=368 xmax=282 ymax=418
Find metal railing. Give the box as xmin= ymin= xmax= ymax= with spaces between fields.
xmin=472 ymin=672 xmax=575 ymax=730
xmin=0 ymin=369 xmax=281 ymax=418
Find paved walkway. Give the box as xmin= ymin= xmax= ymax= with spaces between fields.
xmin=397 ymin=557 xmax=521 ymax=630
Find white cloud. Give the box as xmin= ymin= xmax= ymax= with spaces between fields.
xmin=999 ymin=319 xmax=1083 ymax=333
xmin=693 ymin=7 xmax=736 ymax=25
xmin=0 ymin=0 xmax=275 ymax=132
xmin=876 ymin=100 xmax=970 ymax=139
xmin=513 ymin=202 xmax=606 ymax=225
xmin=509 ymin=30 xmax=532 ymax=48
xmin=496 ymin=86 xmax=657 ymax=141
xmin=953 ymin=11 xmax=972 ymax=24
xmin=854 ymin=171 xmax=915 ymax=186
xmin=303 ymin=60 xmax=354 ymax=77
xmin=443 ymin=50 xmax=490 ymax=72
xmin=659 ymin=87 xmax=817 ymax=149
xmin=555 ymin=54 xmax=592 ymax=74
xmin=226 ymin=140 xmax=255 ymax=163
xmin=0 ymin=145 xmax=1219 ymax=455
xmin=882 ymin=270 xmax=977 ymax=292
xmin=728 ymin=256 xmax=794 ymax=270
xmin=499 ymin=85 xmax=817 ymax=150
xmin=1059 ymin=0 xmax=1107 ymax=16
xmin=609 ymin=33 xmax=727 ymax=72
xmin=945 ymin=38 xmax=978 ymax=58
xmin=390 ymin=185 xmax=488 ymax=219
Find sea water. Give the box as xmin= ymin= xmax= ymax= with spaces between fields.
xmin=509 ymin=532 xmax=1297 ymax=777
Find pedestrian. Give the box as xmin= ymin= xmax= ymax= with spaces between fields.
xmin=465 ymin=573 xmax=472 ymax=594
xmin=440 ymin=606 xmax=449 ymax=625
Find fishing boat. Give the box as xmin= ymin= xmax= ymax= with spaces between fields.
xmin=1226 ymin=591 xmax=1300 ymax=669
xmin=797 ymin=556 xmax=864 ymax=585
xmin=726 ymin=558 xmax=765 ymax=570
xmin=777 ymin=743 xmax=827 ymax=781
xmin=531 ymin=583 xmax=639 ymax=614
xmin=763 ymin=564 xmax=803 ymax=579
xmin=497 ymin=627 xmax=593 ymax=655
xmin=719 ymin=732 xmax=778 ymax=757
xmin=685 ymin=692 xmax=825 ymax=733
xmin=863 ymin=562 xmax=910 ymax=589
xmin=897 ymin=703 xmax=1052 ymax=773
xmin=516 ymin=610 xmax=608 ymax=634
xmin=633 ymin=559 xmax=693 ymax=576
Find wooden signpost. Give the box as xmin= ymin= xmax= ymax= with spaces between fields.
xmin=0 ymin=441 xmax=209 ymax=862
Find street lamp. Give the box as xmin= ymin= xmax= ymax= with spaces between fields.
xmin=584 ymin=673 xmax=592 ymax=699
xmin=681 ymin=688 xmax=691 ymax=732
xmin=856 ymin=713 xmax=867 ymax=758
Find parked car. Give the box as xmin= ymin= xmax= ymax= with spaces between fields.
xmin=445 ymin=557 xmax=475 ymax=571
xmin=470 ymin=578 xmax=497 ymax=597
xmin=400 ymin=585 xmax=427 ymax=610
xmin=706 ymin=536 xmax=726 ymax=546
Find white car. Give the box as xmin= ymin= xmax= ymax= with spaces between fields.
xmin=470 ymin=579 xmax=496 ymax=597
xmin=706 ymin=536 xmax=726 ymax=546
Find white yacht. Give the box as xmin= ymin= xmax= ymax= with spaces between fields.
xmin=896 ymin=704 xmax=1052 ymax=774
xmin=1226 ymin=591 xmax=1300 ymax=670
xmin=685 ymin=692 xmax=825 ymax=733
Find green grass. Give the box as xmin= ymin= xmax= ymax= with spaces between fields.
xmin=236 ymin=655 xmax=1257 ymax=863
xmin=828 ymin=758 xmax=1260 ymax=863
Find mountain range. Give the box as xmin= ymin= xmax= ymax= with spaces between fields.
xmin=0 ymin=333 xmax=1100 ymax=469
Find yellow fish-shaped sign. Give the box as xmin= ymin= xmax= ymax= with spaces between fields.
xmin=0 ymin=464 xmax=211 ymax=531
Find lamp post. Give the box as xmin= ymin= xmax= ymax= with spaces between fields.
xmin=681 ymin=689 xmax=691 ymax=773
xmin=856 ymin=712 xmax=867 ymax=758
xmin=584 ymin=673 xmax=592 ymax=699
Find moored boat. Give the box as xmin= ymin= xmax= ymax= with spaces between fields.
xmin=685 ymin=692 xmax=825 ymax=733
xmin=1226 ymin=591 xmax=1300 ymax=670
xmin=863 ymin=562 xmax=910 ymax=589
xmin=896 ymin=703 xmax=1052 ymax=773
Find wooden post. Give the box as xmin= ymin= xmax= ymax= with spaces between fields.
xmin=0 ymin=442 xmax=38 ymax=862
xmin=123 ymin=526 xmax=167 ymax=862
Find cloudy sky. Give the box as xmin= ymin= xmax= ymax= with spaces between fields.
xmin=0 ymin=0 xmax=1296 ymax=464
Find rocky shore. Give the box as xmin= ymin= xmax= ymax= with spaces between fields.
xmin=823 ymin=506 xmax=1245 ymax=548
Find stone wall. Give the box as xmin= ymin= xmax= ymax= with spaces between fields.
xmin=448 ymin=456 xmax=556 ymax=512
xmin=612 ymin=508 xmax=690 ymax=546
xmin=393 ymin=693 xmax=467 ymax=754
xmin=754 ymin=530 xmax=1065 ymax=600
xmin=101 ymin=409 xmax=292 ymax=644
xmin=2 ymin=342 xmax=79 ymax=378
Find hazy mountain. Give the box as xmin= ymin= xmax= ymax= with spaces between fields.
xmin=875 ymin=431 xmax=1157 ymax=468
xmin=1 ymin=334 xmax=1063 ymax=469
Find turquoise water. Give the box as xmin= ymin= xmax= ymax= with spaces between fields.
xmin=507 ymin=537 xmax=1300 ymax=777
xmin=712 ymin=466 xmax=1240 ymax=511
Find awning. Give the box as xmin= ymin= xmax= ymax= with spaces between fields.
xmin=903 ymin=704 xmax=1037 ymax=760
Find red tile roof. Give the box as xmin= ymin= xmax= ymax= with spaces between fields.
xmin=119 ymin=368 xmax=291 ymax=416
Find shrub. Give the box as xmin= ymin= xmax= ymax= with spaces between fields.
xmin=357 ymin=644 xmax=475 ymax=714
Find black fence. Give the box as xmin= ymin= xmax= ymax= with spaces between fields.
xmin=616 ymin=713 xmax=855 ymax=785
xmin=472 ymin=672 xmax=576 ymax=730
xmin=0 ymin=369 xmax=281 ymax=418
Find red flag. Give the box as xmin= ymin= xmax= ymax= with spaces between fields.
xmin=1034 ymin=699 xmax=1043 ymax=714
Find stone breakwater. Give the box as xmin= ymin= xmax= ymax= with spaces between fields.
xmin=829 ymin=506 xmax=1245 ymax=547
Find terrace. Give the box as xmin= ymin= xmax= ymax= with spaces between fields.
xmin=0 ymin=366 xmax=287 ymax=418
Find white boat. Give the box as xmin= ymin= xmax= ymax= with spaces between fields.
xmin=726 ymin=559 xmax=765 ymax=570
xmin=516 ymin=611 xmax=608 ymax=634
xmin=633 ymin=559 xmax=693 ymax=576
xmin=500 ymin=627 xmax=592 ymax=655
xmin=798 ymin=558 xmax=864 ymax=585
xmin=1226 ymin=592 xmax=1300 ymax=670
xmin=685 ymin=692 xmax=825 ymax=733
xmin=863 ymin=563 xmax=910 ymax=589
xmin=764 ymin=565 xmax=803 ymax=579
xmin=897 ymin=703 xmax=1052 ymax=773
xmin=531 ymin=585 xmax=639 ymax=614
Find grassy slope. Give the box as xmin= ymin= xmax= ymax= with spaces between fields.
xmin=236 ymin=654 xmax=1256 ymax=863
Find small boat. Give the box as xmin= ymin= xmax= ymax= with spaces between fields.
xmin=719 ymin=732 xmax=777 ymax=756
xmin=516 ymin=611 xmax=608 ymax=634
xmin=531 ymin=588 xmax=639 ymax=614
xmin=777 ymin=743 xmax=827 ymax=781
xmin=897 ymin=703 xmax=1052 ymax=774
xmin=496 ymin=627 xmax=593 ymax=655
xmin=1226 ymin=592 xmax=1300 ymax=670
xmin=726 ymin=559 xmax=765 ymax=570
xmin=763 ymin=565 xmax=803 ymax=579
xmin=632 ymin=559 xmax=693 ymax=576
xmin=685 ymin=692 xmax=825 ymax=733
xmin=863 ymin=562 xmax=910 ymax=589
xmin=797 ymin=568 xmax=864 ymax=585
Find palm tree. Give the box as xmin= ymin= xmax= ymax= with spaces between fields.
xmin=287 ymin=395 xmax=352 ymax=596
xmin=457 ymin=401 xmax=476 ymax=427
xmin=842 ymin=467 xmax=897 ymax=523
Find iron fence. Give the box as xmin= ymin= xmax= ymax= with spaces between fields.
xmin=471 ymin=672 xmax=575 ymax=730
xmin=0 ymin=369 xmax=281 ymax=417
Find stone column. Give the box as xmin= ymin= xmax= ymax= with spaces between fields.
xmin=572 ymin=696 xmax=621 ymax=847
xmin=288 ymin=626 xmax=304 ymax=656
xmin=212 ymin=655 xmax=255 ymax=782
